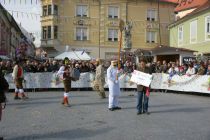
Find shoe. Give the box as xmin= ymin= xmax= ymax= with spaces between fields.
xmin=14 ymin=96 xmax=21 ymax=100
xmin=114 ymin=107 xmax=121 ymax=110
xmin=100 ymin=96 xmax=106 ymax=99
xmin=137 ymin=112 xmax=142 ymax=115
xmin=63 ymin=103 xmax=70 ymax=107
xmin=109 ymin=108 xmax=115 ymax=111
xmin=62 ymin=97 xmax=70 ymax=107
xmin=0 ymin=136 xmax=3 ymax=140
xmin=143 ymin=111 xmax=150 ymax=115
xmin=22 ymin=96 xmax=29 ymax=100
xmin=146 ymin=112 xmax=150 ymax=115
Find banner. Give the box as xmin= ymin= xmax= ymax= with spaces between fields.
xmin=151 ymin=73 xmax=210 ymax=94
xmin=130 ymin=70 xmax=153 ymax=87
xmin=4 ymin=72 xmax=210 ymax=94
xmin=5 ymin=72 xmax=135 ymax=89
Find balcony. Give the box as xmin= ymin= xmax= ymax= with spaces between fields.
xmin=41 ymin=14 xmax=58 ymax=22
xmin=41 ymin=39 xmax=59 ymax=48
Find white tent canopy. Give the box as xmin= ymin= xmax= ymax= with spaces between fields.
xmin=0 ymin=55 xmax=10 ymax=60
xmin=55 ymin=51 xmax=91 ymax=60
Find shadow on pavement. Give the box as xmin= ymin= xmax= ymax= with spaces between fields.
xmin=7 ymin=127 xmax=114 ymax=140
xmin=151 ymin=107 xmax=209 ymax=114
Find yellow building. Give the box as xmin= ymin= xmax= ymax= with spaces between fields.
xmin=40 ymin=0 xmax=176 ymax=59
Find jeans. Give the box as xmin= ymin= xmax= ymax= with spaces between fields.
xmin=137 ymin=91 xmax=149 ymax=113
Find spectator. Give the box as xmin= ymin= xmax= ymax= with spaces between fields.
xmin=50 ymin=60 xmax=59 ymax=72
xmin=155 ymin=61 xmax=162 ymax=73
xmin=161 ymin=60 xmax=168 ymax=73
xmin=89 ymin=63 xmax=96 ymax=73
xmin=168 ymin=63 xmax=178 ymax=75
xmin=178 ymin=67 xmax=185 ymax=76
xmin=186 ymin=64 xmax=195 ymax=76
xmin=206 ymin=65 xmax=210 ymax=75
xmin=80 ymin=62 xmax=90 ymax=73
xmin=197 ymin=63 xmax=206 ymax=75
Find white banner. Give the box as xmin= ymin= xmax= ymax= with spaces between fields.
xmin=5 ymin=72 xmax=135 ymax=89
xmin=4 ymin=72 xmax=210 ymax=94
xmin=130 ymin=70 xmax=153 ymax=87
xmin=151 ymin=73 xmax=210 ymax=94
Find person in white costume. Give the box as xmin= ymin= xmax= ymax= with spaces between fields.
xmin=107 ymin=60 xmax=121 ymax=111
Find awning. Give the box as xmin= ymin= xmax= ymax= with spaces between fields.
xmin=55 ymin=51 xmax=91 ymax=60
xmin=0 ymin=55 xmax=10 ymax=60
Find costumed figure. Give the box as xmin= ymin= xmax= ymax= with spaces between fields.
xmin=12 ymin=61 xmax=28 ymax=100
xmin=107 ymin=60 xmax=121 ymax=111
xmin=57 ymin=58 xmax=72 ymax=107
xmin=93 ymin=58 xmax=106 ymax=98
xmin=0 ymin=69 xmax=8 ymax=140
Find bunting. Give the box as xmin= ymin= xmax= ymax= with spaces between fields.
xmin=0 ymin=0 xmax=40 ymax=4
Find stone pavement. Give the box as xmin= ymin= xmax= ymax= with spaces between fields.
xmin=0 ymin=91 xmax=210 ymax=140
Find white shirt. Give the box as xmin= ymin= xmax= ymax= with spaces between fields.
xmin=186 ymin=67 xmax=195 ymax=75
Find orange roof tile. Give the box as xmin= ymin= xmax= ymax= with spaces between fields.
xmin=169 ymin=0 xmax=210 ymax=26
xmin=175 ymin=0 xmax=208 ymax=12
xmin=160 ymin=0 xmax=179 ymax=4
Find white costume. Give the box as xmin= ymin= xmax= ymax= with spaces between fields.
xmin=107 ymin=64 xmax=120 ymax=109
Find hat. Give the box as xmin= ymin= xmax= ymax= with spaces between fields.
xmin=96 ymin=58 xmax=101 ymax=62
xmin=111 ymin=60 xmax=118 ymax=64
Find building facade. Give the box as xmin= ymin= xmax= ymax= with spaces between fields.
xmin=40 ymin=0 xmax=176 ymax=59
xmin=169 ymin=1 xmax=210 ymax=54
xmin=0 ymin=4 xmax=36 ymax=59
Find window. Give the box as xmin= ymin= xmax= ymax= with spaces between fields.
xmin=54 ymin=5 xmax=58 ymax=15
xmin=76 ymin=5 xmax=88 ymax=17
xmin=108 ymin=29 xmax=118 ymax=41
xmin=147 ymin=9 xmax=157 ymax=21
xmin=146 ymin=31 xmax=156 ymax=43
xmin=190 ymin=20 xmax=197 ymax=43
xmin=178 ymin=26 xmax=184 ymax=45
xmin=42 ymin=26 xmax=47 ymax=39
xmin=205 ymin=16 xmax=210 ymax=40
xmin=76 ymin=27 xmax=87 ymax=40
xmin=108 ymin=6 xmax=119 ymax=19
xmin=48 ymin=5 xmax=52 ymax=15
xmin=42 ymin=6 xmax=47 ymax=16
xmin=54 ymin=26 xmax=58 ymax=39
xmin=47 ymin=26 xmax=51 ymax=39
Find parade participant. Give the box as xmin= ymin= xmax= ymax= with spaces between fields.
xmin=57 ymin=58 xmax=72 ymax=107
xmin=136 ymin=59 xmax=150 ymax=115
xmin=0 ymin=67 xmax=9 ymax=140
xmin=94 ymin=58 xmax=106 ymax=99
xmin=12 ymin=60 xmax=28 ymax=100
xmin=107 ymin=60 xmax=121 ymax=111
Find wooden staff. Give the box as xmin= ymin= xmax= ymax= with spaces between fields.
xmin=118 ymin=19 xmax=124 ymax=70
xmin=116 ymin=20 xmax=124 ymax=80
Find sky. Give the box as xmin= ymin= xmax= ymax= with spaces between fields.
xmin=1 ymin=0 xmax=41 ymax=47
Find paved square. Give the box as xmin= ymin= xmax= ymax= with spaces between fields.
xmin=1 ymin=91 xmax=210 ymax=140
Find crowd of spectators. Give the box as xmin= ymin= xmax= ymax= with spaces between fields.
xmin=148 ymin=60 xmax=210 ymax=76
xmin=0 ymin=58 xmax=210 ymax=76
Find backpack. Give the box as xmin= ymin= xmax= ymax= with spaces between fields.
xmin=71 ymin=68 xmax=80 ymax=81
xmin=0 ymin=73 xmax=9 ymax=103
